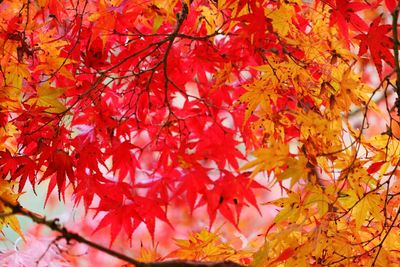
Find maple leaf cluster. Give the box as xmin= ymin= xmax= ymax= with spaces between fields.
xmin=0 ymin=0 xmax=399 ymax=266
xmin=0 ymin=0 xmax=268 ymax=247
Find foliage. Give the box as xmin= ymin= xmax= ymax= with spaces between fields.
xmin=0 ymin=0 xmax=400 ymax=266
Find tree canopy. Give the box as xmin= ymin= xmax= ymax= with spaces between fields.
xmin=0 ymin=0 xmax=400 ymax=266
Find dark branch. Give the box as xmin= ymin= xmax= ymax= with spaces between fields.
xmin=392 ymin=4 xmax=400 ymax=114
xmin=0 ymin=198 xmax=246 ymax=267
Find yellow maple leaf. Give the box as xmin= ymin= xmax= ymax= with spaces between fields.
xmin=35 ymin=56 xmax=74 ymax=81
xmin=278 ymin=156 xmax=310 ymax=188
xmin=351 ymin=193 xmax=383 ymax=229
xmin=198 ymin=5 xmax=224 ymax=35
xmin=5 ymin=63 xmax=30 ymax=101
xmin=267 ymin=3 xmax=296 ymax=36
xmin=0 ymin=123 xmax=19 ymax=153
xmin=137 ymin=245 xmax=161 ymax=263
xmin=28 ymin=82 xmax=66 ymax=113
xmin=267 ymin=191 xmax=303 ymax=224
xmin=168 ymin=229 xmax=251 ymax=263
xmin=0 ymin=180 xmax=24 ymax=239
xmin=305 ymin=185 xmax=330 ymax=217
xmin=329 ymin=66 xmax=379 ymax=114
xmin=241 ymin=142 xmax=289 ymax=177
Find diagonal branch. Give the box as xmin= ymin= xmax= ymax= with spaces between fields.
xmin=0 ymin=198 xmax=245 ymax=267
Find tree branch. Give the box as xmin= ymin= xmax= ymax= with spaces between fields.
xmin=392 ymin=4 xmax=400 ymax=114
xmin=0 ymin=198 xmax=245 ymax=267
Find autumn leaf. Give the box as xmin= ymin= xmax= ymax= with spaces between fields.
xmin=241 ymin=142 xmax=289 ymax=177
xmin=27 ymin=82 xmax=66 ymax=113
xmin=110 ymin=141 xmax=140 ymax=182
xmin=367 ymin=161 xmax=385 ymax=174
xmin=4 ymin=63 xmax=29 ymax=107
xmin=267 ymin=191 xmax=302 ymax=224
xmin=269 ymin=247 xmax=295 ymax=265
xmin=94 ymin=196 xmax=171 ymax=246
xmin=266 ymin=2 xmax=295 ymax=36
xmin=0 ymin=180 xmax=24 ymax=239
xmin=385 ymin=0 xmax=397 ymax=12
xmin=41 ymin=150 xmax=75 ymax=202
xmin=325 ymin=0 xmax=369 ymax=43
xmin=352 ymin=193 xmax=383 ymax=229
xmin=355 ymin=16 xmax=394 ymax=77
xmin=278 ymin=156 xmax=310 ymax=188
xmin=168 ymin=229 xmax=252 ymax=263
xmin=205 ymin=172 xmax=264 ymax=228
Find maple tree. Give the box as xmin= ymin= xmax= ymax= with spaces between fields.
xmin=1 ymin=0 xmax=400 ymax=266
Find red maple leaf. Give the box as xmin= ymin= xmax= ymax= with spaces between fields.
xmin=74 ymin=173 xmax=107 ymax=211
xmin=0 ymin=151 xmax=18 ymax=177
xmin=41 ymin=150 xmax=75 ymax=202
xmin=94 ymin=191 xmax=172 ymax=246
xmin=367 ymin=161 xmax=386 ymax=174
xmin=323 ymin=0 xmax=369 ymax=43
xmin=111 ymin=141 xmax=140 ymax=182
xmin=0 ymin=151 xmax=37 ymax=192
xmin=174 ymin=168 xmax=212 ymax=212
xmin=385 ymin=0 xmax=398 ymax=12
xmin=355 ymin=16 xmax=394 ymax=78
xmin=204 ymin=172 xmax=265 ymax=229
xmin=13 ymin=157 xmax=37 ymax=193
